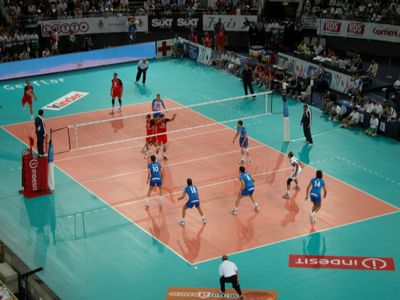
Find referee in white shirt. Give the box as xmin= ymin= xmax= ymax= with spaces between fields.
xmin=135 ymin=58 xmax=149 ymax=85
xmin=218 ymin=255 xmax=243 ymax=299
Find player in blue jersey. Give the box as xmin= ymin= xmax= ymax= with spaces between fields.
xmin=177 ymin=178 xmax=206 ymax=225
xmin=232 ymin=166 xmax=259 ymax=215
xmin=152 ymin=94 xmax=166 ymax=118
xmin=232 ymin=120 xmax=251 ymax=165
xmin=145 ymin=155 xmax=163 ymax=208
xmin=305 ymin=170 xmax=327 ymax=224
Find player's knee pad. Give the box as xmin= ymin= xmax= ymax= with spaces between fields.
xmin=118 ymin=99 xmax=122 ymax=105
xmin=287 ymin=178 xmax=293 ymax=185
xmin=112 ymin=99 xmax=115 ymax=105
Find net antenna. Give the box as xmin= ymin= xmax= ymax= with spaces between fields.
xmin=53 ymin=91 xmax=273 ymax=151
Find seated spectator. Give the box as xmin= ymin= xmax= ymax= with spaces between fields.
xmin=313 ymin=42 xmax=324 ymax=56
xmin=172 ymin=34 xmax=184 ymax=58
xmin=287 ymin=74 xmax=300 ymax=97
xmin=350 ymin=90 xmax=364 ymax=106
xmin=272 ymin=69 xmax=285 ymax=90
xmin=227 ymin=53 xmax=241 ymax=75
xmin=348 ymin=76 xmax=363 ymax=96
xmin=253 ymin=62 xmax=264 ymax=85
xmin=341 ymin=107 xmax=360 ymax=128
xmin=331 ymin=102 xmax=347 ymax=121
xmin=384 ymin=76 xmax=400 ymax=99
xmin=381 ymin=104 xmax=397 ymax=121
xmin=363 ymin=98 xmax=375 ymax=114
xmin=365 ymin=113 xmax=379 ymax=136
xmin=297 ymin=40 xmax=310 ymax=55
xmin=366 ymin=59 xmax=379 ymax=78
xmin=374 ymin=99 xmax=384 ymax=117
xmin=321 ymin=91 xmax=337 ymax=114
xmin=42 ymin=48 xmax=51 ymax=57
xmin=298 ymin=83 xmax=312 ymax=102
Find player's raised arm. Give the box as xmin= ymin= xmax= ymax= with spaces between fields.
xmin=169 ymin=113 xmax=177 ymax=121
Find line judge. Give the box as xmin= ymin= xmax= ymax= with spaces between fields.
xmin=135 ymin=58 xmax=149 ymax=85
xmin=218 ymin=254 xmax=244 ymax=299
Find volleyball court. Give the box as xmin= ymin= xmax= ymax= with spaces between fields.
xmin=4 ymin=92 xmax=396 ymax=264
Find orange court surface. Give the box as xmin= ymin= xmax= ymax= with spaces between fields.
xmin=4 ymin=99 xmax=397 ymax=264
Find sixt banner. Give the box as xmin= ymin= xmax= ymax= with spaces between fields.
xmin=149 ymin=14 xmax=202 ymax=31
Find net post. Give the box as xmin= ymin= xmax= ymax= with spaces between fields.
xmin=265 ymin=92 xmax=272 ymax=115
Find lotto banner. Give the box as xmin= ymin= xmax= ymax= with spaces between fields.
xmin=39 ymin=16 xmax=148 ymax=37
xmin=316 ymin=19 xmax=400 ymax=43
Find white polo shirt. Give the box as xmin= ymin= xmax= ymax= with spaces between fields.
xmin=219 ymin=260 xmax=238 ymax=278
xmin=138 ymin=60 xmax=149 ymax=70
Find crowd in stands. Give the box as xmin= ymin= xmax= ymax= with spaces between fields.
xmin=3 ymin=0 xmax=130 ymax=22
xmin=141 ymin=0 xmax=258 ymax=16
xmin=0 ymin=27 xmax=40 ymax=62
xmin=302 ymin=0 xmax=400 ymax=24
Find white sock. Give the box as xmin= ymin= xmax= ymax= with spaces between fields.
xmin=241 ymin=155 xmax=244 ymax=161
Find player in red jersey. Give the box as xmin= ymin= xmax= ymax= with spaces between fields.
xmin=142 ymin=114 xmax=156 ymax=158
xmin=155 ymin=113 xmax=176 ymax=160
xmin=21 ymin=80 xmax=38 ymax=120
xmin=110 ymin=73 xmax=123 ymax=114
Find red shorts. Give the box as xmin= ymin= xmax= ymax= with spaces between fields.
xmin=156 ymin=134 xmax=167 ymax=144
xmin=112 ymin=90 xmax=122 ymax=98
xmin=22 ymin=96 xmax=32 ymax=106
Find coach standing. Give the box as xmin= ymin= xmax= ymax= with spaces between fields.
xmin=35 ymin=109 xmax=46 ymax=155
xmin=242 ymin=62 xmax=254 ymax=97
xmin=301 ymin=104 xmax=313 ymax=145
xmin=135 ymin=58 xmax=149 ymax=85
xmin=218 ymin=255 xmax=244 ymax=299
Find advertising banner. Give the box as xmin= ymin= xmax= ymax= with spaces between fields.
xmin=316 ymin=19 xmax=400 ymax=43
xmin=156 ymin=39 xmax=174 ymax=58
xmin=149 ymin=15 xmax=201 ymax=31
xmin=39 ymin=16 xmax=148 ymax=37
xmin=203 ymin=15 xmax=258 ymax=32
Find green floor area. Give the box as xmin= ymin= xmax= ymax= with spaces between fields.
xmin=0 ymin=58 xmax=399 ymax=299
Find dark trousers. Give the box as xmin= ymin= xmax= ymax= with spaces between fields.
xmin=303 ymin=125 xmax=313 ymax=143
xmin=37 ymin=134 xmax=45 ymax=155
xmin=243 ymin=80 xmax=254 ymax=96
xmin=220 ymin=275 xmax=242 ymax=296
xmin=136 ymin=68 xmax=147 ymax=83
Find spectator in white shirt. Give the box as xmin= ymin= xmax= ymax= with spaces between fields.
xmin=218 ymin=255 xmax=243 ymax=299
xmin=363 ymin=98 xmax=375 ymax=114
xmin=382 ymin=104 xmax=397 ymax=121
xmin=331 ymin=102 xmax=347 ymax=121
xmin=374 ymin=100 xmax=383 ymax=117
xmin=365 ymin=113 xmax=379 ymax=136
xmin=342 ymin=107 xmax=360 ymax=128
xmin=227 ymin=54 xmax=241 ymax=75
xmin=367 ymin=59 xmax=379 ymax=78
xmin=135 ymin=58 xmax=149 ymax=85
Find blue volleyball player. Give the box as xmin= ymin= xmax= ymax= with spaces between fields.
xmin=177 ymin=178 xmax=206 ymax=225
xmin=232 ymin=166 xmax=259 ymax=215
xmin=233 ymin=120 xmax=251 ymax=165
xmin=145 ymin=155 xmax=163 ymax=208
xmin=305 ymin=170 xmax=327 ymax=224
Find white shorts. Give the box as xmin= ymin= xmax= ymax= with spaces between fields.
xmin=289 ymin=169 xmax=302 ymax=180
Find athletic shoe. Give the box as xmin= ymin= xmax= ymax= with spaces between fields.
xmin=293 ymin=185 xmax=301 ymax=190
xmin=144 ymin=199 xmax=150 ymax=207
xmin=179 ymin=220 xmax=186 ymax=226
xmin=239 ymin=159 xmax=244 ymax=165
xmin=110 ymin=110 xmax=114 ymax=115
xmin=163 ymin=155 xmax=168 ymax=161
xmin=247 ymin=159 xmax=251 ymax=165
xmin=118 ymin=107 xmax=122 ymax=113
xmin=282 ymin=192 xmax=290 ymax=199
xmin=231 ymin=208 xmax=238 ymax=215
xmin=202 ymin=218 xmax=207 ymax=224
xmin=255 ymin=204 xmax=260 ymax=212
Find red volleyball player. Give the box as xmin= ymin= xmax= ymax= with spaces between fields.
xmin=22 ymin=80 xmax=38 ymax=120
xmin=110 ymin=73 xmax=123 ymax=114
xmin=142 ymin=114 xmax=156 ymax=158
xmin=155 ymin=113 xmax=176 ymax=160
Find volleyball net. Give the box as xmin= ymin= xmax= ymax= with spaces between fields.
xmin=52 ymin=91 xmax=274 ymax=151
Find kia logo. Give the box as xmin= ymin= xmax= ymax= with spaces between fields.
xmin=362 ymin=258 xmax=388 ymax=270
xmin=29 ymin=159 xmax=38 ymax=169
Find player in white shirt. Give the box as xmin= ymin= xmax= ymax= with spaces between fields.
xmin=341 ymin=107 xmax=360 ymax=128
xmin=283 ymin=151 xmax=303 ymax=199
xmin=365 ymin=113 xmax=379 ymax=136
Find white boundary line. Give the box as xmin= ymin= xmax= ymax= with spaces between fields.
xmin=0 ymin=125 xmax=194 ymax=265
xmin=192 ymin=210 xmax=400 ymax=265
xmin=82 ymin=144 xmax=267 ymax=184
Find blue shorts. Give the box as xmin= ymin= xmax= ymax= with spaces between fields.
xmin=310 ymin=193 xmax=321 ymax=205
xmin=241 ymin=187 xmax=254 ymax=196
xmin=150 ymin=178 xmax=162 ymax=187
xmin=239 ymin=137 xmax=248 ymax=149
xmin=153 ymin=111 xmax=161 ymax=118
xmin=185 ymin=200 xmax=200 ymax=209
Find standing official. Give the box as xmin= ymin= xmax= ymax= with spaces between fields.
xmin=218 ymin=255 xmax=244 ymax=299
xmin=301 ymin=104 xmax=313 ymax=145
xmin=35 ymin=109 xmax=46 ymax=155
xmin=242 ymin=62 xmax=254 ymax=97
xmin=135 ymin=58 xmax=149 ymax=85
